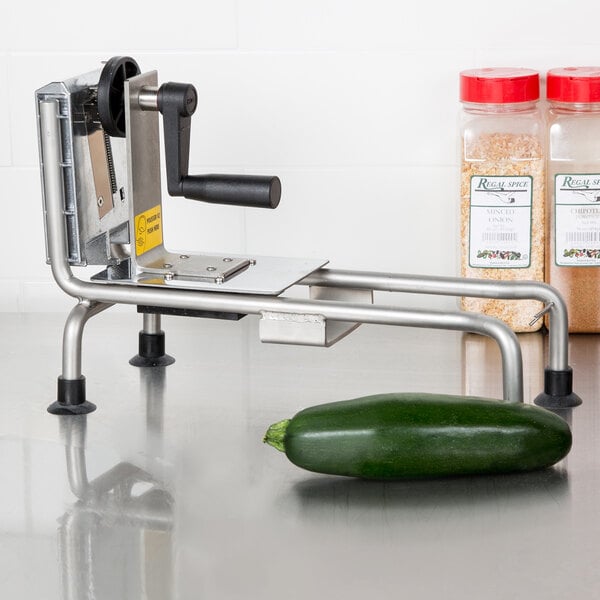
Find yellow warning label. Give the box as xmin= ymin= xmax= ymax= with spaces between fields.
xmin=134 ymin=204 xmax=163 ymax=256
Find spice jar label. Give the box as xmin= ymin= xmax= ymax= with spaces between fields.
xmin=555 ymin=173 xmax=600 ymax=266
xmin=468 ymin=175 xmax=532 ymax=268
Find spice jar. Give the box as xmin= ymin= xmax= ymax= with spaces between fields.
xmin=546 ymin=67 xmax=600 ymax=332
xmin=459 ymin=68 xmax=545 ymax=332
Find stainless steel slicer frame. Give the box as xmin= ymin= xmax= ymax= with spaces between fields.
xmin=36 ymin=59 xmax=581 ymax=414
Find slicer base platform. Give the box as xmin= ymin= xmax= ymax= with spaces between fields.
xmin=92 ymin=255 xmax=329 ymax=296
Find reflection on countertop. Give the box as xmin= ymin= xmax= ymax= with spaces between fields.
xmin=58 ymin=368 xmax=174 ymax=600
xmin=292 ymin=467 xmax=570 ymax=515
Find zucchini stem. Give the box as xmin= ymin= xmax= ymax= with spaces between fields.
xmin=263 ymin=419 xmax=290 ymax=452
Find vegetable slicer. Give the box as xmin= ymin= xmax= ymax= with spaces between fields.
xmin=36 ymin=57 xmax=581 ymax=415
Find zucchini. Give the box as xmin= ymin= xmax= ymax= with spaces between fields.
xmin=264 ymin=393 xmax=572 ymax=479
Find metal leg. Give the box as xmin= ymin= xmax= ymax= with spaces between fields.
xmin=129 ymin=312 xmax=176 ymax=368
xmin=48 ymin=300 xmax=113 ymax=415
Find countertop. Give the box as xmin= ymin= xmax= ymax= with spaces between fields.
xmin=0 ymin=312 xmax=598 ymax=599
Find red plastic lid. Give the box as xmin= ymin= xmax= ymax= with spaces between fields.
xmin=460 ymin=68 xmax=540 ymax=104
xmin=547 ymin=67 xmax=600 ymax=103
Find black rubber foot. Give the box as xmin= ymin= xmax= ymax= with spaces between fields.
xmin=534 ymin=367 xmax=582 ymax=409
xmin=129 ymin=354 xmax=176 ymax=367
xmin=129 ymin=331 xmax=175 ymax=368
xmin=48 ymin=376 xmax=97 ymax=415
xmin=47 ymin=400 xmax=97 ymax=415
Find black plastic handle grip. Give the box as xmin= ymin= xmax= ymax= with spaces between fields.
xmin=157 ymin=81 xmax=281 ymax=210
xmin=181 ymin=174 xmax=281 ymax=209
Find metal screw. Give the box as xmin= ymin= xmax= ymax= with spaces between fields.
xmin=164 ymin=272 xmax=174 ymax=281
xmin=97 ymin=196 xmax=104 ymax=207
xmin=215 ymin=276 xmax=224 ymax=284
xmin=180 ymin=254 xmax=189 ymax=259
xmin=206 ymin=266 xmax=217 ymax=272
xmin=163 ymin=263 xmax=172 ymax=268
xmin=223 ymin=257 xmax=233 ymax=262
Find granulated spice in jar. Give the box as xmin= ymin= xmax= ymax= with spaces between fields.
xmin=545 ymin=67 xmax=600 ymax=332
xmin=460 ymin=132 xmax=545 ymax=330
xmin=459 ymin=69 xmax=545 ymax=332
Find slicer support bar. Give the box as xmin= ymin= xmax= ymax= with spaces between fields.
xmin=40 ymin=98 xmax=526 ymax=407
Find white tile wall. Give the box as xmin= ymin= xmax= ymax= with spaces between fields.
xmin=163 ymin=190 xmax=247 ymax=256
xmin=174 ymin=50 xmax=469 ymax=168
xmin=21 ymin=282 xmax=84 ymax=313
xmin=0 ymin=169 xmax=47 ymax=279
xmin=236 ymin=1 xmax=555 ymax=52
xmin=1 ymin=2 xmax=600 ymax=311
xmin=1 ymin=1 xmax=237 ymax=52
xmin=0 ymin=54 xmax=10 ymax=166
xmin=475 ymin=45 xmax=600 ymax=78
xmin=244 ymin=167 xmax=459 ymax=274
xmin=0 ymin=281 xmax=21 ymax=312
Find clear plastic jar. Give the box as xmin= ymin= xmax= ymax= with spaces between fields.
xmin=546 ymin=67 xmax=600 ymax=332
xmin=459 ymin=68 xmax=545 ymax=332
